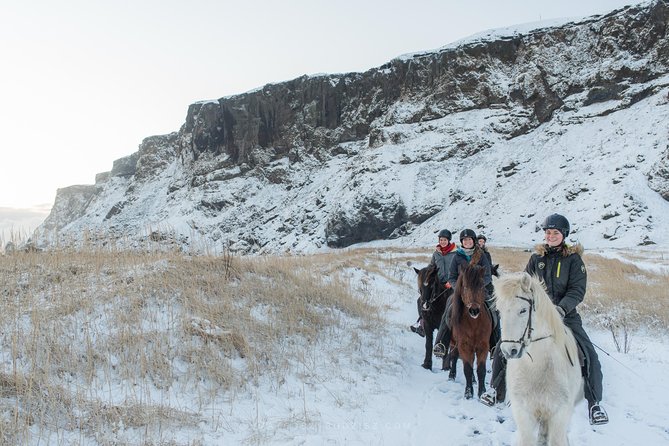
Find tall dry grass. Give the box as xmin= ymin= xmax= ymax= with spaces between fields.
xmin=0 ymin=247 xmax=385 ymax=445
xmin=0 ymin=244 xmax=665 ymax=444
xmin=491 ymin=246 xmax=669 ymax=346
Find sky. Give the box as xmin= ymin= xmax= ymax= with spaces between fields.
xmin=0 ymin=0 xmax=645 ymax=236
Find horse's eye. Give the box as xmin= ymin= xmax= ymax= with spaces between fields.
xmin=519 ymin=308 xmax=528 ymax=315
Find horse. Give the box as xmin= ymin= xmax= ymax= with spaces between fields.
xmin=447 ymin=264 xmax=492 ymax=399
xmin=414 ymin=264 xmax=451 ymax=370
xmin=494 ymin=272 xmax=583 ymax=446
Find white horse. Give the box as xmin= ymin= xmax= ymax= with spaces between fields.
xmin=494 ymin=272 xmax=583 ymax=446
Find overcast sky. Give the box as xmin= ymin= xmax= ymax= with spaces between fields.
xmin=0 ymin=0 xmax=644 ymax=233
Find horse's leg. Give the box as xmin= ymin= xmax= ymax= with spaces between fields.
xmin=461 ymin=349 xmax=474 ymax=399
xmin=448 ymin=347 xmax=458 ymax=380
xmin=511 ymin=405 xmax=538 ymax=446
xmin=546 ymin=409 xmax=572 ymax=446
xmin=422 ymin=321 xmax=433 ymax=370
xmin=476 ymin=350 xmax=487 ymax=398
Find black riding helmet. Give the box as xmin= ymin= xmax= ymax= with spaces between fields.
xmin=459 ymin=229 xmax=477 ymax=243
xmin=477 ymin=234 xmax=487 ymax=242
xmin=438 ymin=229 xmax=452 ymax=240
xmin=542 ymin=213 xmax=570 ymax=238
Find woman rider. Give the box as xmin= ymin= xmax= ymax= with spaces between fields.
xmin=480 ymin=214 xmax=609 ymax=426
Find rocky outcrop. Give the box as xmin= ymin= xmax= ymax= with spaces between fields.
xmin=40 ymin=185 xmax=99 ymax=233
xmin=33 ymin=1 xmax=669 ymax=252
xmin=648 ymin=146 xmax=669 ymax=201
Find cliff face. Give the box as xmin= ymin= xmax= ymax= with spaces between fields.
xmin=37 ymin=1 xmax=669 ymax=252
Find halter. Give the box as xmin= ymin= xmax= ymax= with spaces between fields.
xmin=499 ymin=295 xmax=552 ymax=350
xmin=420 ymin=271 xmax=449 ymax=310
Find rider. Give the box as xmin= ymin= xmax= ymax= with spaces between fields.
xmin=480 ymin=213 xmax=609 ymax=426
xmin=477 ymin=234 xmax=493 ymax=267
xmin=410 ymin=229 xmax=457 ymax=336
xmin=433 ymin=229 xmax=497 ymax=357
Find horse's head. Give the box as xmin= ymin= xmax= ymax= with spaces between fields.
xmin=456 ymin=264 xmax=486 ymax=319
xmin=415 ymin=264 xmax=439 ymax=312
xmin=493 ymin=272 xmax=556 ymax=359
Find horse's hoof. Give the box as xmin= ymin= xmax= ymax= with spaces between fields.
xmin=422 ymin=363 xmax=432 ymax=370
xmin=465 ymin=389 xmax=473 ymax=399
xmin=448 ymin=375 xmax=456 ymax=381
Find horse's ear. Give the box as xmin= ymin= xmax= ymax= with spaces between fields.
xmin=520 ymin=271 xmax=533 ymax=291
xmin=492 ymin=264 xmax=500 ymax=277
xmin=414 ymin=267 xmax=421 ymax=275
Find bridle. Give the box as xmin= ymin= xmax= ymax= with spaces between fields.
xmin=499 ymin=295 xmax=552 ymax=350
xmin=420 ymin=269 xmax=448 ymax=310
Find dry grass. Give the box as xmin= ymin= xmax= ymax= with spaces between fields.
xmin=0 ymin=247 xmax=385 ymax=444
xmin=491 ymin=246 xmax=669 ymax=337
xmin=0 ymin=244 xmax=665 ymax=443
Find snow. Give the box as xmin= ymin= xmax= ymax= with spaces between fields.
xmin=61 ymin=248 xmax=664 ymax=445
xmin=235 ymin=252 xmax=666 ymax=445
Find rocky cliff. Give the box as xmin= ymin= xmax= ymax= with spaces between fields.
xmin=36 ymin=1 xmax=669 ymax=252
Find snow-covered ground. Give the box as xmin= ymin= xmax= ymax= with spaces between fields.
xmin=168 ymin=250 xmax=669 ymax=445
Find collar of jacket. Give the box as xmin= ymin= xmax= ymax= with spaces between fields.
xmin=534 ymin=243 xmax=584 ymax=257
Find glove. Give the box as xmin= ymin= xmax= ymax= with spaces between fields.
xmin=444 ymin=282 xmax=452 ymax=290
xmin=555 ymin=305 xmax=566 ymax=318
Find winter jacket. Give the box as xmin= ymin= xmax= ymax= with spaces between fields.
xmin=447 ymin=246 xmax=492 ymax=291
xmin=524 ymin=243 xmax=586 ymax=315
xmin=430 ymin=243 xmax=457 ymax=284
xmin=481 ymin=247 xmax=493 ymax=267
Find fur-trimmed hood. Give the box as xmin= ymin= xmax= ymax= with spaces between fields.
xmin=534 ymin=243 xmax=584 ymax=257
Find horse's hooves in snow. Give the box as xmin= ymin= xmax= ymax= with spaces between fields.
xmin=422 ymin=362 xmax=432 ymax=370
xmin=465 ymin=388 xmax=473 ymax=399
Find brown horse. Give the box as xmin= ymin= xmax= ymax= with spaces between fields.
xmin=448 ymin=264 xmax=492 ymax=399
xmin=414 ymin=264 xmax=451 ymax=370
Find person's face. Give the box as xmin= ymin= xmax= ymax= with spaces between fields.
xmin=438 ymin=237 xmax=450 ymax=246
xmin=545 ymin=229 xmax=564 ymax=247
xmin=462 ymin=237 xmax=475 ymax=249
xmin=477 ymin=238 xmax=485 ymax=248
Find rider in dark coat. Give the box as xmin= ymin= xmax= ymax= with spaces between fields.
xmin=477 ymin=234 xmax=493 ymax=269
xmin=481 ymin=214 xmax=609 ymax=426
xmin=410 ymin=229 xmax=457 ymax=336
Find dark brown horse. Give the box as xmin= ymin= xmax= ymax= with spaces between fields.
xmin=448 ymin=264 xmax=492 ymax=399
xmin=414 ymin=264 xmax=451 ymax=370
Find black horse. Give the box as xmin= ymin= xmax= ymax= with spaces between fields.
xmin=414 ymin=264 xmax=452 ymax=370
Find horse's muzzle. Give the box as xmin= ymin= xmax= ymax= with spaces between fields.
xmin=501 ymin=342 xmax=525 ymax=359
xmin=467 ymin=305 xmax=480 ymax=319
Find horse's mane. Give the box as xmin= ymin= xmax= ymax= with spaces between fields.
xmin=451 ymin=265 xmax=485 ymax=326
xmin=494 ymin=272 xmax=576 ymax=353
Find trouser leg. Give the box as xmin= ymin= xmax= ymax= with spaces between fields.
xmin=490 ymin=340 xmax=507 ymax=401
xmin=567 ymin=318 xmax=603 ymax=403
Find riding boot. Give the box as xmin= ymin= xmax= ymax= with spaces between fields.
xmin=589 ymin=402 xmax=609 ymax=425
xmin=481 ymin=340 xmax=507 ymax=406
xmin=410 ymin=318 xmax=425 ymax=337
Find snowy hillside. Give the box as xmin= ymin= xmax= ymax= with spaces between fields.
xmin=33 ymin=1 xmax=669 ymax=254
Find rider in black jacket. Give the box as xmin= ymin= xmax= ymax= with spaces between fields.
xmin=481 ymin=214 xmax=609 ymax=426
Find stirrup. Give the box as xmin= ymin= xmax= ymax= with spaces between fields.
xmin=433 ymin=343 xmax=446 ymax=358
xmin=589 ymin=404 xmax=609 ymax=425
xmin=480 ymin=389 xmax=496 ymax=407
